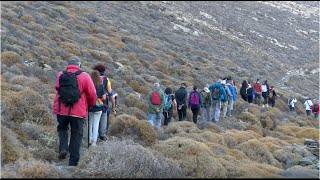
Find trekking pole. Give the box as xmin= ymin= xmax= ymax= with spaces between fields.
xmin=87 ymin=108 xmax=90 ymax=149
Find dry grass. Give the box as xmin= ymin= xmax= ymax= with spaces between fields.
xmin=238 ymin=112 xmax=261 ymax=127
xmin=245 ymin=124 xmax=263 ymax=136
xmin=20 ymin=14 xmax=35 ymax=23
xmin=153 ymin=136 xmax=227 ymax=178
xmin=236 ymin=139 xmax=280 ymax=167
xmin=124 ymin=93 xmax=148 ymax=112
xmin=59 ymin=42 xmax=80 ymax=56
xmin=226 ymin=149 xmax=249 ymax=160
xmin=1 ymin=51 xmax=21 ymax=66
xmin=109 ymin=114 xmax=157 ymax=146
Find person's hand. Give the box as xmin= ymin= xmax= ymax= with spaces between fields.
xmin=113 ymin=108 xmax=117 ymax=116
xmin=156 ymin=108 xmax=160 ymax=112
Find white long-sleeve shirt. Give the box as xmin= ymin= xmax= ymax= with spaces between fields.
xmin=289 ymin=98 xmax=297 ymax=107
xmin=304 ymin=100 xmax=313 ymax=110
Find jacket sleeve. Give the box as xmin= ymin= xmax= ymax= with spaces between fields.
xmin=188 ymin=92 xmax=192 ymax=108
xmin=198 ymin=92 xmax=203 ymax=108
xmin=55 ymin=71 xmax=62 ymax=91
xmin=160 ymin=90 xmax=164 ymax=109
xmin=175 ymin=92 xmax=182 ymax=105
xmin=84 ymin=73 xmax=97 ymax=107
xmin=221 ymin=87 xmax=227 ymax=101
xmin=209 ymin=84 xmax=215 ymax=90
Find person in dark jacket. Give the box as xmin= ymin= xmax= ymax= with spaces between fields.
xmin=188 ymin=86 xmax=203 ymax=124
xmin=240 ymin=80 xmax=248 ymax=101
xmin=175 ymin=83 xmax=188 ymax=121
xmin=163 ymin=87 xmax=177 ymax=126
xmin=53 ymin=56 xmax=97 ymax=166
xmin=268 ymin=86 xmax=278 ymax=107
xmin=247 ymin=82 xmax=254 ymax=103
xmin=261 ymin=80 xmax=270 ymax=108
xmin=200 ymin=85 xmax=213 ymax=122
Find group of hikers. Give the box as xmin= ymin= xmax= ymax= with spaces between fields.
xmin=52 ymin=56 xmax=319 ymax=167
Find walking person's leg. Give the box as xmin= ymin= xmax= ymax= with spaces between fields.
xmin=88 ymin=112 xmax=94 ymax=144
xmin=206 ymin=107 xmax=210 ymax=122
xmin=222 ymin=101 xmax=228 ymax=118
xmin=148 ymin=112 xmax=155 ymax=126
xmin=98 ymin=112 xmax=107 ymax=140
xmin=215 ymin=101 xmax=221 ymax=122
xmin=226 ymin=99 xmax=232 ymax=117
xmin=156 ymin=112 xmax=163 ymax=128
xmin=57 ymin=115 xmax=70 ymax=159
xmin=201 ymin=107 xmax=206 ymax=122
xmin=167 ymin=109 xmax=173 ymax=125
xmin=194 ymin=107 xmax=200 ymax=124
xmin=68 ymin=117 xmax=84 ymax=166
xmin=163 ymin=111 xmax=168 ymax=126
xmin=92 ymin=111 xmax=102 ymax=145
xmin=182 ymin=105 xmax=187 ymax=121
xmin=211 ymin=101 xmax=217 ymax=122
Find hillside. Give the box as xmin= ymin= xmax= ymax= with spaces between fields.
xmin=1 ymin=1 xmax=319 ymax=178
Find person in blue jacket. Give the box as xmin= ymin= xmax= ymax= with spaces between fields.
xmin=209 ymin=80 xmax=227 ymax=122
xmin=225 ymin=79 xmax=237 ymax=117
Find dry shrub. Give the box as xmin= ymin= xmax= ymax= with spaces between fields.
xmin=1 ymin=51 xmax=21 ymax=66
xmin=152 ymin=59 xmax=169 ymax=74
xmin=276 ymin=125 xmax=296 ymax=137
xmin=127 ymin=107 xmax=147 ymax=120
xmin=245 ymin=124 xmax=263 ymax=136
xmin=268 ymin=107 xmax=283 ymax=120
xmin=223 ymin=129 xmax=262 ymax=148
xmin=165 ymin=121 xmax=201 ymax=136
xmin=260 ymin=116 xmax=276 ymax=130
xmin=200 ymin=131 xmax=225 ymax=145
xmin=124 ymin=93 xmax=147 ymax=112
xmin=1 ymin=126 xmax=32 ymax=165
xmin=286 ymin=126 xmax=319 ymax=139
xmin=109 ymin=114 xmax=157 ymax=146
xmin=78 ymin=138 xmax=185 ymax=178
xmin=226 ymin=149 xmax=249 ymax=160
xmin=59 ymin=42 xmax=80 ymax=56
xmin=20 ymin=14 xmax=35 ymax=23
xmin=153 ymin=136 xmax=227 ymax=178
xmin=1 ymin=159 xmax=64 ymax=178
xmin=206 ymin=122 xmax=224 ymax=133
xmin=32 ymin=148 xmax=57 ymax=162
xmin=236 ymin=139 xmax=280 ymax=167
xmin=238 ymin=112 xmax=261 ymax=126
xmin=258 ymin=137 xmax=289 ymax=152
xmin=248 ymin=103 xmax=261 ymax=115
xmin=235 ymin=161 xmax=282 ymax=178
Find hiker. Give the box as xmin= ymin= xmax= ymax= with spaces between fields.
xmin=225 ymin=79 xmax=236 ymax=116
xmin=175 ymin=83 xmax=188 ymax=121
xmin=147 ymin=82 xmax=164 ymax=128
xmin=88 ymin=70 xmax=107 ymax=146
xmin=200 ymin=85 xmax=212 ymax=122
xmin=268 ymin=86 xmax=278 ymax=107
xmin=163 ymin=87 xmax=177 ymax=126
xmin=311 ymin=100 xmax=319 ymax=119
xmin=53 ymin=56 xmax=96 ymax=166
xmin=209 ymin=80 xmax=227 ymax=122
xmin=93 ymin=64 xmax=117 ymax=138
xmin=261 ymin=80 xmax=270 ymax=108
xmin=240 ymin=80 xmax=248 ymax=101
xmin=188 ymin=85 xmax=202 ymax=124
xmin=221 ymin=80 xmax=232 ymax=118
xmin=253 ymin=79 xmax=262 ymax=106
xmin=288 ymin=96 xmax=297 ymax=112
xmin=304 ymin=97 xmax=313 ymax=116
xmin=247 ymin=82 xmax=254 ymax=103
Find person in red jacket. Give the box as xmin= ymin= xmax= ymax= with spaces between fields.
xmin=311 ymin=100 xmax=320 ymax=119
xmin=253 ymin=79 xmax=262 ymax=106
xmin=53 ymin=56 xmax=97 ymax=166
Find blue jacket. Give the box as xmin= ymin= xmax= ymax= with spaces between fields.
xmin=209 ymin=82 xmax=227 ymax=102
xmin=226 ymin=83 xmax=237 ymax=101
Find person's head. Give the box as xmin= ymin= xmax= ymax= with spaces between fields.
xmin=154 ymin=82 xmax=160 ymax=90
xmin=165 ymin=87 xmax=173 ymax=94
xmin=226 ymin=79 xmax=231 ymax=84
xmin=90 ymin=70 xmax=101 ymax=88
xmin=227 ymin=76 xmax=232 ymax=81
xmin=205 ymin=84 xmax=210 ymax=88
xmin=68 ymin=56 xmax=81 ymax=67
xmin=242 ymin=80 xmax=248 ymax=88
xmin=203 ymin=87 xmax=210 ymax=93
xmin=193 ymin=85 xmax=197 ymax=91
xmin=270 ymin=86 xmax=274 ymax=89
xmin=181 ymin=83 xmax=187 ymax=88
xmin=93 ymin=64 xmax=106 ymax=76
xmin=221 ymin=80 xmax=226 ymax=86
xmin=256 ymin=79 xmax=260 ymax=83
xmin=264 ymin=80 xmax=268 ymax=84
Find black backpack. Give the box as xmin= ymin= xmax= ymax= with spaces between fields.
xmin=58 ymin=70 xmax=83 ymax=114
xmin=211 ymin=87 xmax=220 ymax=100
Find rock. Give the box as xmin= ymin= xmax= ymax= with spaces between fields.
xmin=304 ymin=139 xmax=319 ymax=148
xmin=43 ymin=64 xmax=53 ymax=71
xmin=279 ymin=165 xmax=319 ymax=178
xmin=299 ymin=156 xmax=317 ymax=166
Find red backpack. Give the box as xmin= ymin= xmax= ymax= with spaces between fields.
xmin=151 ymin=90 xmax=161 ymax=105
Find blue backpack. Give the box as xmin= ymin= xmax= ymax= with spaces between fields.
xmin=164 ymin=93 xmax=172 ymax=110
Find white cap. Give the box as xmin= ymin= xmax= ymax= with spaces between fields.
xmin=204 ymin=87 xmax=210 ymax=93
xmin=221 ymin=80 xmax=226 ymax=85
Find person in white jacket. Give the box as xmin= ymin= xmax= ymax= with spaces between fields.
xmin=288 ymin=96 xmax=297 ymax=112
xmin=304 ymin=97 xmax=313 ymax=116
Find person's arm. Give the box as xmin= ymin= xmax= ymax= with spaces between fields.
xmin=188 ymin=92 xmax=192 ymax=108
xmin=198 ymin=92 xmax=203 ymax=108
xmin=84 ymin=73 xmax=97 ymax=107
xmin=160 ymin=91 xmax=165 ymax=110
xmin=172 ymin=95 xmax=177 ymax=110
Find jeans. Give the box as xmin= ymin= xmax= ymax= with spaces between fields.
xmin=314 ymin=113 xmax=319 ymax=119
xmin=148 ymin=111 xmax=163 ymax=128
xmin=201 ymin=106 xmax=211 ymax=122
xmin=211 ymin=100 xmax=221 ymax=122
xmin=227 ymin=99 xmax=233 ymax=116
xmin=254 ymin=93 xmax=262 ymax=106
xmin=177 ymin=104 xmax=187 ymax=121
xmin=306 ymin=110 xmax=311 ymax=116
xmin=89 ymin=111 xmax=102 ymax=144
xmin=163 ymin=109 xmax=173 ymax=126
xmin=191 ymin=106 xmax=200 ymax=124
xmin=98 ymin=112 xmax=108 ymax=137
xmin=57 ymin=115 xmax=84 ymax=166
xmin=262 ymin=92 xmax=268 ymax=105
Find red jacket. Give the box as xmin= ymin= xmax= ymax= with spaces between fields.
xmin=53 ymin=65 xmax=97 ymax=118
xmin=253 ymin=82 xmax=262 ymax=94
xmin=311 ymin=103 xmax=320 ymax=114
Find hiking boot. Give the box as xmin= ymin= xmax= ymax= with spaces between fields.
xmin=99 ymin=135 xmax=107 ymax=141
xmin=58 ymin=150 xmax=68 ymax=160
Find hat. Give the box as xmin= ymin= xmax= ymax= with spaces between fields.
xmin=270 ymin=86 xmax=274 ymax=89
xmin=204 ymin=87 xmax=210 ymax=93
xmin=154 ymin=82 xmax=160 ymax=90
xmin=68 ymin=56 xmax=81 ymax=66
xmin=221 ymin=80 xmax=226 ymax=85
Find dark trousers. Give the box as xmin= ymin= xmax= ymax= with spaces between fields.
xmin=247 ymin=95 xmax=253 ymax=103
xmin=191 ymin=107 xmax=200 ymax=124
xmin=289 ymin=106 xmax=295 ymax=112
xmin=177 ymin=105 xmax=187 ymax=121
xmin=57 ymin=115 xmax=84 ymax=166
xmin=241 ymin=95 xmax=248 ymax=102
xmin=106 ymin=110 xmax=110 ymax=135
xmin=269 ymin=98 xmax=275 ymax=107
xmin=306 ymin=110 xmax=311 ymax=116
xmin=163 ymin=109 xmax=173 ymax=126
xmin=262 ymin=92 xmax=268 ymax=105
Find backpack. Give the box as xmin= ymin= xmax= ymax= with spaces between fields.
xmin=204 ymin=92 xmax=211 ymax=104
xmin=313 ymin=104 xmax=319 ymax=111
xmin=151 ymin=90 xmax=161 ymax=105
xmin=211 ymin=87 xmax=220 ymax=100
xmin=95 ymin=98 xmax=104 ymax=107
xmin=288 ymin=99 xmax=292 ymax=106
xmin=100 ymin=76 xmax=109 ymax=93
xmin=163 ymin=94 xmax=172 ymax=110
xmin=262 ymin=85 xmax=267 ymax=92
xmin=58 ymin=70 xmax=82 ymax=114
xmin=268 ymin=90 xmax=273 ymax=99
xmin=190 ymin=92 xmax=200 ymax=106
